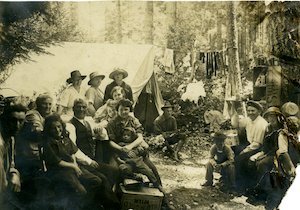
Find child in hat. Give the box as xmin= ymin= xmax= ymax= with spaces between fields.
xmin=202 ymin=132 xmax=236 ymax=188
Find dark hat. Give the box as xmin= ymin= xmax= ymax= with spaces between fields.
xmin=88 ymin=72 xmax=105 ymax=85
xmin=66 ymin=70 xmax=87 ymax=84
xmin=281 ymin=102 xmax=299 ymax=117
xmin=246 ymin=100 xmax=263 ymax=111
xmin=263 ymin=106 xmax=282 ymax=117
xmin=109 ymin=68 xmax=128 ymax=79
xmin=161 ymin=101 xmax=173 ymax=110
xmin=213 ymin=132 xmax=227 ymax=142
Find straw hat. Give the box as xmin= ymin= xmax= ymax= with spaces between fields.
xmin=263 ymin=106 xmax=282 ymax=117
xmin=281 ymin=102 xmax=299 ymax=117
xmin=109 ymin=68 xmax=128 ymax=80
xmin=88 ymin=72 xmax=105 ymax=85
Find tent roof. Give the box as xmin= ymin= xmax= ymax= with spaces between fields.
xmin=2 ymin=42 xmax=154 ymax=95
xmin=1 ymin=42 xmax=164 ymax=113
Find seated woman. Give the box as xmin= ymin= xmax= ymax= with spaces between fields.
xmin=107 ymin=99 xmax=163 ymax=184
xmin=94 ymin=86 xmax=125 ymax=125
xmin=107 ymin=99 xmax=173 ymax=209
xmin=94 ymin=86 xmax=126 ymax=163
xmin=43 ymin=114 xmax=104 ymax=208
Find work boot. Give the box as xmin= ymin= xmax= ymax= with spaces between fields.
xmin=161 ymin=197 xmax=175 ymax=210
xmin=202 ymin=181 xmax=213 ymax=187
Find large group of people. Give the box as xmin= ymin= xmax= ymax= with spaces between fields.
xmin=202 ymin=100 xmax=300 ymax=209
xmin=1 ymin=67 xmax=299 ymax=210
xmin=0 ymin=68 xmax=181 ymax=210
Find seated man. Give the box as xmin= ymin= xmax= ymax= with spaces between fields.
xmin=233 ymin=100 xmax=268 ymax=190
xmin=0 ymin=99 xmax=27 ymax=209
xmin=15 ymin=94 xmax=53 ymax=205
xmin=202 ymin=132 xmax=236 ymax=189
xmin=153 ymin=101 xmax=186 ymax=161
xmin=66 ymin=99 xmax=120 ymax=208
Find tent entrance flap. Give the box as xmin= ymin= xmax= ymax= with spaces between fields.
xmin=134 ymin=89 xmax=159 ymax=133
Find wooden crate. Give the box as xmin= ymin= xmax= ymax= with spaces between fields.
xmin=120 ymin=184 xmax=164 ymax=210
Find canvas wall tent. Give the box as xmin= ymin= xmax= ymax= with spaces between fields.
xmin=1 ymin=42 xmax=164 ymax=131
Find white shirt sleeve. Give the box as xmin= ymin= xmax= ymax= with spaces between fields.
xmin=57 ymin=88 xmax=70 ymax=107
xmin=65 ymin=123 xmax=93 ymax=165
xmin=277 ymin=132 xmax=289 ymax=155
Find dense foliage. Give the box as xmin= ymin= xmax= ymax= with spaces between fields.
xmin=0 ymin=2 xmax=81 ymax=82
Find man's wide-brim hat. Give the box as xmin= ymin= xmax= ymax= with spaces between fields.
xmin=109 ymin=68 xmax=128 ymax=79
xmin=263 ymin=106 xmax=283 ymax=117
xmin=281 ymin=102 xmax=299 ymax=117
xmin=66 ymin=70 xmax=86 ymax=84
xmin=88 ymin=72 xmax=105 ymax=85
xmin=246 ymin=100 xmax=263 ymax=112
xmin=161 ymin=101 xmax=173 ymax=110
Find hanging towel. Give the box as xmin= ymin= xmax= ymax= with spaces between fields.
xmin=163 ymin=48 xmax=175 ymax=74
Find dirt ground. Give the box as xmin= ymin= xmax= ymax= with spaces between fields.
xmin=149 ymin=134 xmax=266 ymax=210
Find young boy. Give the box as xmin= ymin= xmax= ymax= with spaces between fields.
xmin=202 ymin=132 xmax=236 ymax=189
xmin=115 ymin=127 xmax=157 ymax=182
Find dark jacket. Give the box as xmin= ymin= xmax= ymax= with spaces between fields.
xmin=70 ymin=118 xmax=95 ymax=159
xmin=104 ymin=81 xmax=133 ymax=103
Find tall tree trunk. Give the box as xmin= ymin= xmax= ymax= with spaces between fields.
xmin=217 ymin=11 xmax=222 ymax=50
xmin=116 ymin=0 xmax=122 ymax=43
xmin=223 ymin=1 xmax=243 ymax=119
xmin=226 ymin=1 xmax=242 ymax=101
xmin=145 ymin=1 xmax=153 ymax=44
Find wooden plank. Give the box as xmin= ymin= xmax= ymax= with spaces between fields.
xmin=266 ymin=66 xmax=282 ymax=107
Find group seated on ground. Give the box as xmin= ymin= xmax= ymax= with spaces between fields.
xmin=202 ymin=100 xmax=300 ymax=210
xmin=0 ymin=69 xmax=180 ymax=210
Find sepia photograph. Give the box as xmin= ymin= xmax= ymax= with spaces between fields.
xmin=0 ymin=1 xmax=300 ymax=209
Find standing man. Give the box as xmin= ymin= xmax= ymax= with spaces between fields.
xmin=104 ymin=68 xmax=133 ymax=103
xmin=85 ymin=72 xmax=105 ymax=117
xmin=0 ymin=99 xmax=27 ymax=209
xmin=153 ymin=101 xmax=186 ymax=161
xmin=57 ymin=70 xmax=87 ymax=116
